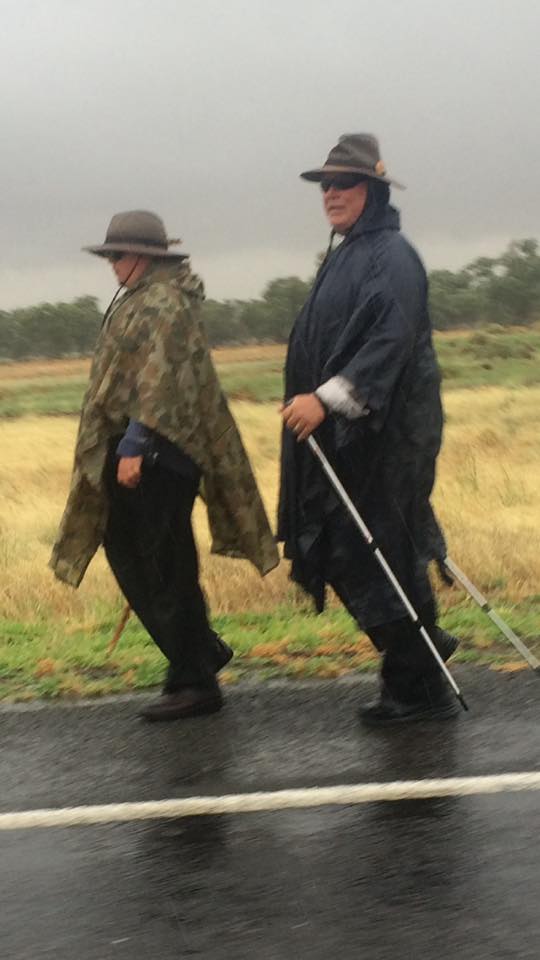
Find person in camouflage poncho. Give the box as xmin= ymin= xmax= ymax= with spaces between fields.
xmin=51 ymin=211 xmax=278 ymax=721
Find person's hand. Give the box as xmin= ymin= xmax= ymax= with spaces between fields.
xmin=280 ymin=393 xmax=326 ymax=441
xmin=117 ymin=456 xmax=143 ymax=488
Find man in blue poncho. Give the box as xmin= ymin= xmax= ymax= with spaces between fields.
xmin=279 ymin=134 xmax=459 ymax=726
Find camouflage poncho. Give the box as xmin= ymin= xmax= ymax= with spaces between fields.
xmin=50 ymin=260 xmax=279 ymax=587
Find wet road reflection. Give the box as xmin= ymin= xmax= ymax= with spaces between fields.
xmin=1 ymin=669 xmax=539 ymax=958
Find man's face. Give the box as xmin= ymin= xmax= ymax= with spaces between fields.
xmin=321 ymin=175 xmax=369 ymax=234
xmin=107 ymin=253 xmax=150 ymax=287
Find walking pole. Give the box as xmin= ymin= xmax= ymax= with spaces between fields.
xmin=306 ymin=435 xmax=468 ymax=712
xmin=107 ymin=603 xmax=131 ymax=656
xmin=444 ymin=557 xmax=540 ymax=673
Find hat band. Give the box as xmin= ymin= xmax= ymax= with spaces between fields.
xmin=106 ymin=234 xmax=168 ymax=248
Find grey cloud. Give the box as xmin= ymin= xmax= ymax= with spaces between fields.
xmin=0 ymin=0 xmax=538 ymax=307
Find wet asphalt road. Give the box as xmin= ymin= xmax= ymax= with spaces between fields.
xmin=1 ymin=667 xmax=540 ymax=959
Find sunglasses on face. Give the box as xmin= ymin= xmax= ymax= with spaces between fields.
xmin=106 ymin=252 xmax=126 ymax=263
xmin=320 ymin=174 xmax=367 ymax=193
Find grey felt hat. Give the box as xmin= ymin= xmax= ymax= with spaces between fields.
xmin=301 ymin=133 xmax=405 ymax=189
xmin=84 ymin=210 xmax=188 ymax=258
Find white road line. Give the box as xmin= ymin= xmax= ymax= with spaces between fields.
xmin=1 ymin=773 xmax=540 ymax=830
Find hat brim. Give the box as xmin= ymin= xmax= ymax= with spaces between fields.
xmin=300 ymin=164 xmax=405 ymax=190
xmin=83 ymin=242 xmax=188 ymax=259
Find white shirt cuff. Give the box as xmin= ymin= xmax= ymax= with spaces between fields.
xmin=316 ymin=376 xmax=369 ymax=420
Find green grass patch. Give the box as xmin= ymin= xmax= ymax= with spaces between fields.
xmin=436 ymin=326 xmax=540 ymax=389
xmin=0 ymin=377 xmax=88 ymax=418
xmin=0 ymin=599 xmax=537 ymax=702
xmin=215 ymin=359 xmax=284 ymax=403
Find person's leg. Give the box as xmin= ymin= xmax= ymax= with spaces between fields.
xmin=103 ymin=451 xmax=228 ymax=718
xmin=363 ymin=596 xmax=459 ymax=722
xmin=373 ymin=596 xmax=458 ymax=698
xmin=331 ymin=573 xmax=458 ymax=723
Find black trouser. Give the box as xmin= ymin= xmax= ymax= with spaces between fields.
xmin=103 ymin=449 xmax=217 ymax=691
xmin=331 ymin=576 xmax=447 ymax=705
xmin=366 ymin=599 xmax=448 ymax=705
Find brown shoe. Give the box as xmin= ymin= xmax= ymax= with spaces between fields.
xmin=139 ymin=685 xmax=223 ymax=722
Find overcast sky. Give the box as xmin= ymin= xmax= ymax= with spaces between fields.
xmin=0 ymin=0 xmax=538 ymax=309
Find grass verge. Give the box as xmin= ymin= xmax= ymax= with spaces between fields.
xmin=0 ymin=599 xmax=537 ymax=702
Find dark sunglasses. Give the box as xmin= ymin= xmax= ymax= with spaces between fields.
xmin=320 ymin=174 xmax=367 ymax=193
xmin=105 ymin=251 xmax=127 ymax=263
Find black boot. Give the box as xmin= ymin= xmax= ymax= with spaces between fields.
xmin=359 ymin=683 xmax=459 ymax=726
xmin=213 ymin=634 xmax=234 ymax=671
xmin=435 ymin=628 xmax=459 ymax=663
xmin=361 ymin=613 xmax=460 ymax=726
xmin=163 ymin=632 xmax=233 ymax=695
xmin=416 ymin=600 xmax=460 ymax=663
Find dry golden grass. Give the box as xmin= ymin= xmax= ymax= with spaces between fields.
xmin=434 ymin=387 xmax=540 ymax=599
xmin=0 ymin=404 xmax=290 ymax=623
xmin=0 ymin=418 xmax=115 ymax=623
xmin=0 ymin=387 xmax=538 ymax=626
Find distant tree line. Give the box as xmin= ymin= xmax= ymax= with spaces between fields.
xmin=0 ymin=239 xmax=538 ymax=360
xmin=0 ymin=296 xmax=102 ymax=361
xmin=429 ymin=239 xmax=540 ymax=330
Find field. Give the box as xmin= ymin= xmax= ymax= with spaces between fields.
xmin=0 ymin=328 xmax=539 ymax=700
xmin=0 ymin=327 xmax=540 ymax=415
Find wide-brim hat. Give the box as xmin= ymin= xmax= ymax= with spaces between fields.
xmin=83 ymin=210 xmax=188 ymax=259
xmin=300 ymin=133 xmax=405 ymax=189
